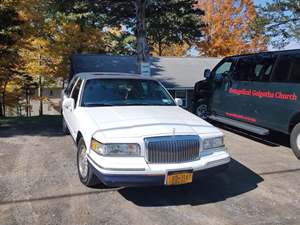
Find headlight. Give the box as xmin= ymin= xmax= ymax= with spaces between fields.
xmin=203 ymin=136 xmax=224 ymax=150
xmin=90 ymin=138 xmax=141 ymax=157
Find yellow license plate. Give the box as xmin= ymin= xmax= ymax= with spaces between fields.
xmin=166 ymin=170 xmax=193 ymax=186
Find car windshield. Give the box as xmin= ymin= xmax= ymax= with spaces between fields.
xmin=81 ymin=78 xmax=176 ymax=107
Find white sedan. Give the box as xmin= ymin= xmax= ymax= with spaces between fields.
xmin=62 ymin=72 xmax=230 ymax=187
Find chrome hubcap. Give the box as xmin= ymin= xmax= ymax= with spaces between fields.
xmin=196 ymin=104 xmax=208 ymax=118
xmin=296 ymin=134 xmax=300 ymax=150
xmin=79 ymin=145 xmax=88 ymax=178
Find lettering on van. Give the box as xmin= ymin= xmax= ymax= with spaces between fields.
xmin=229 ymin=88 xmax=297 ymax=101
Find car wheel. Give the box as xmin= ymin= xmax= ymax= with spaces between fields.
xmin=195 ymin=101 xmax=209 ymax=119
xmin=77 ymin=138 xmax=100 ymax=187
xmin=290 ymin=123 xmax=300 ymax=160
xmin=62 ymin=117 xmax=70 ymax=135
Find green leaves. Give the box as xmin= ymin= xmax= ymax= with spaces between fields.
xmin=258 ymin=0 xmax=300 ymax=48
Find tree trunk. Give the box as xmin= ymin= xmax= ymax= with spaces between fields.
xmin=158 ymin=41 xmax=163 ymax=56
xmin=2 ymin=80 xmax=8 ymax=117
xmin=135 ymin=0 xmax=149 ymax=68
xmin=38 ymin=75 xmax=43 ymax=116
xmin=0 ymin=93 xmax=3 ymax=117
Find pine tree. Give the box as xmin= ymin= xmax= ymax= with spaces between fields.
xmin=0 ymin=0 xmax=25 ymax=116
xmin=259 ymin=0 xmax=300 ymax=49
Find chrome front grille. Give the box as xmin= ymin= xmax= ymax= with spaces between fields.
xmin=145 ymin=135 xmax=200 ymax=164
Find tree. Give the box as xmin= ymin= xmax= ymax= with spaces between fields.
xmin=258 ymin=0 xmax=300 ymax=49
xmin=105 ymin=27 xmax=136 ymax=55
xmin=151 ymin=42 xmax=190 ymax=56
xmin=0 ymin=0 xmax=25 ymax=117
xmin=146 ymin=0 xmax=204 ymax=56
xmin=49 ymin=0 xmax=204 ymax=57
xmin=196 ymin=0 xmax=267 ymax=57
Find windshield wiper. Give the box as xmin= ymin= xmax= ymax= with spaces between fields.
xmin=84 ymin=103 xmax=114 ymax=107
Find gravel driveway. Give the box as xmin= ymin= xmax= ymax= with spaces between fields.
xmin=0 ymin=116 xmax=300 ymax=225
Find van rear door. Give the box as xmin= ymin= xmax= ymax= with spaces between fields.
xmin=253 ymin=53 xmax=300 ymax=133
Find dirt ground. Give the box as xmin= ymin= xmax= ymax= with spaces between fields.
xmin=1 ymin=116 xmax=300 ymax=225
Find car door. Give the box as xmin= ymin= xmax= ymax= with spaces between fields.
xmin=61 ymin=76 xmax=78 ymax=113
xmin=209 ymin=57 xmax=237 ymax=117
xmin=227 ymin=54 xmax=277 ymax=125
xmin=64 ymin=78 xmax=83 ymax=137
xmin=242 ymin=54 xmax=278 ymax=128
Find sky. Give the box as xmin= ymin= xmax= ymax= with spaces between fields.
xmin=254 ymin=0 xmax=268 ymax=5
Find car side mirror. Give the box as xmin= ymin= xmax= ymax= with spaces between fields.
xmin=204 ymin=69 xmax=211 ymax=79
xmin=63 ymin=98 xmax=75 ymax=111
xmin=175 ymin=98 xmax=183 ymax=106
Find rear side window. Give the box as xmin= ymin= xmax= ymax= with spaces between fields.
xmin=233 ymin=55 xmax=275 ymax=82
xmin=71 ymin=79 xmax=82 ymax=107
xmin=289 ymin=54 xmax=300 ymax=82
xmin=272 ymin=56 xmax=292 ymax=82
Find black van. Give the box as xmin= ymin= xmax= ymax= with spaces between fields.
xmin=193 ymin=49 xmax=300 ymax=159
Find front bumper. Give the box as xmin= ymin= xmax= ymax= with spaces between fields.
xmin=87 ymin=148 xmax=230 ymax=187
xmin=90 ymin=163 xmax=229 ymax=187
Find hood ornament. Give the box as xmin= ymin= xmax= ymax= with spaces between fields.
xmin=172 ymin=128 xmax=176 ymax=136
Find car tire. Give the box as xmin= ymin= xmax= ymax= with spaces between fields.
xmin=62 ymin=117 xmax=70 ymax=135
xmin=77 ymin=138 xmax=100 ymax=187
xmin=194 ymin=101 xmax=209 ymax=119
xmin=290 ymin=123 xmax=300 ymax=160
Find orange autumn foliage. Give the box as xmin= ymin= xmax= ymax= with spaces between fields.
xmin=196 ymin=0 xmax=267 ymax=57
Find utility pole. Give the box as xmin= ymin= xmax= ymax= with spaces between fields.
xmin=38 ymin=46 xmax=43 ymax=117
xmin=38 ymin=74 xmax=43 ymax=116
xmin=135 ymin=0 xmax=151 ymax=76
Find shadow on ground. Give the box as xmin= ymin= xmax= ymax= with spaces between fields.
xmin=119 ymin=159 xmax=263 ymax=207
xmin=0 ymin=159 xmax=263 ymax=207
xmin=0 ymin=115 xmax=63 ymax=137
xmin=210 ymin=121 xmax=290 ymax=148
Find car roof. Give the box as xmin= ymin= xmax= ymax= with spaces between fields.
xmin=72 ymin=72 xmax=156 ymax=81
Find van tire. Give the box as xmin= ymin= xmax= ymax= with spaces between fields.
xmin=77 ymin=138 xmax=100 ymax=187
xmin=290 ymin=123 xmax=300 ymax=159
xmin=194 ymin=101 xmax=209 ymax=119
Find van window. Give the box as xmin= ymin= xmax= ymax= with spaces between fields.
xmin=289 ymin=54 xmax=300 ymax=82
xmin=215 ymin=61 xmax=233 ymax=75
xmin=272 ymin=56 xmax=292 ymax=82
xmin=234 ymin=55 xmax=275 ymax=82
xmin=213 ymin=59 xmax=234 ymax=80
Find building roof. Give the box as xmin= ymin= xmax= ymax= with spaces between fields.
xmin=71 ymin=54 xmax=221 ymax=89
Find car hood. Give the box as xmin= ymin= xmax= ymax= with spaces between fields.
xmin=84 ymin=106 xmax=219 ymax=139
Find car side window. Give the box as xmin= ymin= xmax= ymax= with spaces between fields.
xmin=215 ymin=62 xmax=233 ymax=75
xmin=213 ymin=59 xmax=234 ymax=80
xmin=70 ymin=79 xmax=82 ymax=108
xmin=272 ymin=55 xmax=292 ymax=82
xmin=233 ymin=56 xmax=254 ymax=81
xmin=65 ymin=78 xmax=78 ymax=97
xmin=288 ymin=54 xmax=300 ymax=83
xmin=234 ymin=55 xmax=275 ymax=82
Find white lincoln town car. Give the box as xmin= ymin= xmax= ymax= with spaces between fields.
xmin=61 ymin=72 xmax=230 ymax=187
